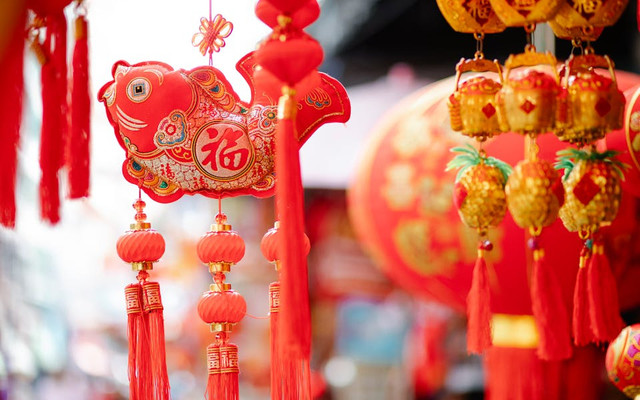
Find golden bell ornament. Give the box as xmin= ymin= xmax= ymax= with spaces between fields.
xmin=553 ymin=0 xmax=629 ymax=29
xmin=449 ymin=58 xmax=504 ymax=141
xmin=506 ymin=157 xmax=564 ymax=230
xmin=556 ymin=54 xmax=625 ymax=145
xmin=556 ymin=148 xmax=624 ymax=233
xmin=436 ymin=0 xmax=507 ymax=33
xmin=496 ymin=51 xmax=563 ymax=135
xmin=489 ymin=0 xmax=565 ymax=26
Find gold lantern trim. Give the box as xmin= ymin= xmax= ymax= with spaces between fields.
xmin=489 ymin=0 xmax=565 ymax=26
xmin=436 ymin=0 xmax=507 ymax=33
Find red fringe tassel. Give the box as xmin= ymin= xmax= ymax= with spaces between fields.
xmin=274 ymin=90 xmax=312 ymax=396
xmin=39 ymin=11 xmax=68 ymax=224
xmin=467 ymin=248 xmax=491 ymax=354
xmin=572 ymin=248 xmax=595 ymax=346
xmin=125 ymin=283 xmax=151 ymax=400
xmin=68 ymin=15 xmax=91 ymax=198
xmin=269 ymin=282 xmax=283 ymax=400
xmin=142 ymin=281 xmax=170 ymax=400
xmin=206 ymin=342 xmax=239 ymax=400
xmin=0 ymin=9 xmax=26 ymax=227
xmin=530 ymin=248 xmax=572 ymax=360
xmin=587 ymin=236 xmax=624 ymax=342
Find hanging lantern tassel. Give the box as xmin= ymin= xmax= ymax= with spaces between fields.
xmin=143 ymin=281 xmax=170 ymax=400
xmin=528 ymin=231 xmax=572 ymax=360
xmin=261 ymin=221 xmax=311 ymax=400
xmin=587 ymin=233 xmax=625 ymax=342
xmin=68 ymin=7 xmax=91 ymax=199
xmin=467 ymin=239 xmax=492 ymax=354
xmin=39 ymin=10 xmax=69 ymax=223
xmin=0 ymin=8 xmax=27 ymax=227
xmin=125 ymin=280 xmax=150 ymax=400
xmin=573 ymin=243 xmax=595 ymax=346
xmin=117 ymin=199 xmax=169 ymax=400
xmin=197 ymin=213 xmax=246 ymax=400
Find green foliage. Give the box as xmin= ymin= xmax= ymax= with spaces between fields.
xmin=555 ymin=147 xmax=628 ymax=181
xmin=446 ymin=144 xmax=512 ymax=183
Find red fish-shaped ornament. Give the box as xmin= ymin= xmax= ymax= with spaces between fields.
xmin=99 ymin=52 xmax=350 ymax=202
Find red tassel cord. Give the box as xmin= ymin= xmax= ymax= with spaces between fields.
xmin=587 ymin=235 xmax=625 ymax=342
xmin=529 ymin=235 xmax=572 ymax=360
xmin=269 ymin=282 xmax=283 ymax=400
xmin=0 ymin=8 xmax=26 ymax=227
xmin=467 ymin=241 xmax=492 ymax=354
xmin=125 ymin=281 xmax=151 ymax=400
xmin=142 ymin=281 xmax=170 ymax=400
xmin=206 ymin=335 xmax=239 ymax=400
xmin=572 ymin=245 xmax=595 ymax=346
xmin=274 ymin=88 xmax=312 ymax=397
xmin=68 ymin=13 xmax=91 ymax=198
xmin=39 ymin=10 xmax=69 ymax=223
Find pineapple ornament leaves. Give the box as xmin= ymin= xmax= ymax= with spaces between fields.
xmin=446 ymin=144 xmax=512 ymax=230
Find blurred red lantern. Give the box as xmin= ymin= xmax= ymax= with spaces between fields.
xmin=348 ymin=73 xmax=640 ymax=400
xmin=607 ymin=84 xmax=640 ymax=198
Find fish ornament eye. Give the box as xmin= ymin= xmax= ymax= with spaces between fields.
xmin=126 ymin=77 xmax=152 ymax=102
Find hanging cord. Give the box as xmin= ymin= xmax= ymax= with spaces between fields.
xmin=524 ymin=23 xmax=536 ymax=53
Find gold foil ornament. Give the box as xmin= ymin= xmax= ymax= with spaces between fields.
xmin=436 ymin=0 xmax=506 ymax=33
xmin=554 ymin=0 xmax=629 ymax=29
xmin=489 ymin=0 xmax=565 ymax=26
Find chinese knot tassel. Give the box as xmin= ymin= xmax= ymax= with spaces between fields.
xmin=467 ymin=245 xmax=491 ymax=354
xmin=269 ymin=282 xmax=282 ymax=400
xmin=275 ymin=90 xmax=312 ymax=397
xmin=68 ymin=13 xmax=91 ymax=198
xmin=117 ymin=199 xmax=169 ymax=399
xmin=587 ymin=235 xmax=624 ymax=342
xmin=143 ymin=281 xmax=170 ymax=400
xmin=0 ymin=8 xmax=26 ymax=227
xmin=206 ymin=340 xmax=239 ymax=400
xmin=125 ymin=281 xmax=151 ymax=400
xmin=573 ymin=246 xmax=595 ymax=346
xmin=530 ymin=245 xmax=572 ymax=360
xmin=39 ymin=10 xmax=68 ymax=223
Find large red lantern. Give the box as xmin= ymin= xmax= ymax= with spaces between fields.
xmin=349 ymin=74 xmax=640 ymax=400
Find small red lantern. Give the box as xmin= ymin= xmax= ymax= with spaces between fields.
xmin=198 ymin=290 xmax=247 ymax=325
xmin=606 ymin=324 xmax=640 ymax=399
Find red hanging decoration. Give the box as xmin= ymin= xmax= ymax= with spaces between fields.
xmin=197 ymin=213 xmax=246 ymax=400
xmin=255 ymin=0 xmax=320 ymax=30
xmin=466 ymin=242 xmax=492 ymax=354
xmin=0 ymin=6 xmax=26 ymax=227
xmin=116 ymin=198 xmax=170 ymax=400
xmin=68 ymin=6 xmax=91 ymax=199
xmin=261 ymin=222 xmax=311 ymax=400
xmin=573 ymin=245 xmax=596 ymax=346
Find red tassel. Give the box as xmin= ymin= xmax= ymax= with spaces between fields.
xmin=587 ymin=237 xmax=625 ymax=342
xmin=39 ymin=11 xmax=68 ymax=224
xmin=274 ymin=89 xmax=312 ymax=386
xmin=205 ymin=341 xmax=239 ymax=400
xmin=530 ymin=247 xmax=572 ymax=360
xmin=68 ymin=14 xmax=91 ymax=198
xmin=572 ymin=247 xmax=595 ymax=346
xmin=0 ymin=9 xmax=26 ymax=227
xmin=125 ymin=283 xmax=151 ymax=400
xmin=467 ymin=246 xmax=491 ymax=354
xmin=142 ymin=281 xmax=170 ymax=400
xmin=269 ymin=282 xmax=283 ymax=400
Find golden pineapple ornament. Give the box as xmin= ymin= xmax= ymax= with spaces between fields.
xmin=506 ymin=144 xmax=564 ymax=230
xmin=555 ymin=148 xmax=626 ymax=234
xmin=556 ymin=54 xmax=625 ymax=146
xmin=446 ymin=145 xmax=512 ymax=355
xmin=447 ymin=145 xmax=511 ymax=229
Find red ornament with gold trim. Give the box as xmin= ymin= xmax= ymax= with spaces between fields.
xmin=117 ymin=198 xmax=170 ymax=400
xmin=606 ymin=324 xmax=640 ymax=400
